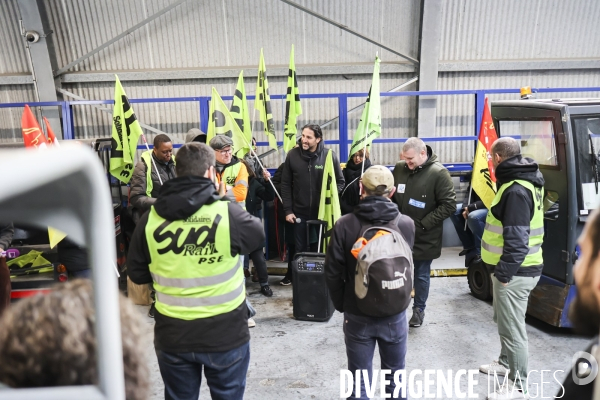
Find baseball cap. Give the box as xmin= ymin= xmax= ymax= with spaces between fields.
xmin=361 ymin=165 xmax=394 ymax=194
xmin=209 ymin=135 xmax=233 ymax=150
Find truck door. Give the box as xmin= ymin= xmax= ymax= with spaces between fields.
xmin=492 ymin=105 xmax=569 ymax=283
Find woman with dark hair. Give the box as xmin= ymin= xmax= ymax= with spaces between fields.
xmin=340 ymin=148 xmax=372 ymax=215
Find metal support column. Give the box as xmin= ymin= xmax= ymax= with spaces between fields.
xmin=17 ymin=0 xmax=62 ymax=138
xmin=338 ymin=94 xmax=349 ymax=162
xmin=416 ymin=0 xmax=443 ymax=137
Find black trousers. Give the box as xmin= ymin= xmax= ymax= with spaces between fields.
xmin=248 ymin=247 xmax=269 ymax=286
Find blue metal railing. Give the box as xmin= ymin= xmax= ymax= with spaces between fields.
xmin=3 ymin=86 xmax=600 ymax=164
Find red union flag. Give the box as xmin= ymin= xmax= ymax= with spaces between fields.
xmin=471 ymin=97 xmax=498 ymax=208
xmin=43 ymin=117 xmax=60 ymax=146
xmin=21 ymin=105 xmax=48 ymax=149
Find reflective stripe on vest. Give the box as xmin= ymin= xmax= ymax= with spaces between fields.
xmin=481 ymin=179 xmax=544 ymax=267
xmin=217 ymin=162 xmax=245 ymax=207
xmin=146 ymin=200 xmax=244 ymax=320
xmin=141 ymin=151 xmax=175 ymax=197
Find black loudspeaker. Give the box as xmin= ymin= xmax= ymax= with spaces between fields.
xmin=292 ymin=253 xmax=335 ymax=322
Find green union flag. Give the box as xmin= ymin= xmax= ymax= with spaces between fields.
xmin=348 ymin=56 xmax=381 ymax=160
xmin=207 ymin=87 xmax=249 ymax=156
xmin=109 ymin=75 xmax=144 ymax=184
xmin=255 ymin=49 xmax=277 ymax=150
xmin=230 ymin=71 xmax=252 ymax=158
xmin=283 ymin=45 xmax=302 ymax=153
xmin=318 ymin=150 xmax=341 ymax=252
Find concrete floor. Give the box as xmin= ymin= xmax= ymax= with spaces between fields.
xmin=136 ymin=248 xmax=591 ymax=400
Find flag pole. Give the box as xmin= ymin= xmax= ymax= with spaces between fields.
xmin=244 ymin=137 xmax=283 ymax=204
xmin=361 ymin=53 xmax=378 ymax=178
xmin=248 ymin=99 xmax=282 ymax=203
xmin=140 ymin=134 xmax=163 ymax=186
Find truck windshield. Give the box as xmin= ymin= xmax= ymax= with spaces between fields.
xmin=499 ymin=120 xmax=557 ymax=167
xmin=572 ymin=116 xmax=600 ymax=210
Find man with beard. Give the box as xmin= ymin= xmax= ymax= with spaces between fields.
xmin=557 ymin=209 xmax=600 ymax=399
xmin=281 ymin=124 xmax=344 ymax=256
xmin=479 ymin=137 xmax=545 ymax=400
xmin=340 ymin=148 xmax=372 ymax=215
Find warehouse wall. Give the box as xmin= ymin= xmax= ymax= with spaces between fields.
xmin=1 ymin=0 xmax=599 ymax=166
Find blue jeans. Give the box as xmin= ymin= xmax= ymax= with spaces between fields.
xmin=344 ymin=311 xmax=408 ymax=400
xmin=413 ymin=259 xmax=433 ymax=311
xmin=70 ymin=269 xmax=92 ymax=279
xmin=156 ymin=342 xmax=250 ymax=400
xmin=449 ymin=206 xmax=487 ymax=256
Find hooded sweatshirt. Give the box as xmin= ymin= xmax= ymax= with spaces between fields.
xmin=281 ymin=140 xmax=345 ymax=220
xmin=325 ymin=196 xmax=415 ymax=315
xmin=127 ymin=175 xmax=265 ymax=353
xmin=490 ymin=155 xmax=545 ymax=283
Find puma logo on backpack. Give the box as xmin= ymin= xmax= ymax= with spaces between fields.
xmin=352 ymin=214 xmax=414 ymax=317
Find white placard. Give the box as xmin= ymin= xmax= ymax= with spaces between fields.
xmin=582 ymin=182 xmax=600 ymax=209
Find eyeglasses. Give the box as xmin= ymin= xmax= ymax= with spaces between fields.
xmin=217 ymin=148 xmax=232 ymax=155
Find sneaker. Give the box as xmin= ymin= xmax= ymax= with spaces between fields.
xmin=409 ymin=307 xmax=424 ymax=327
xmin=480 ymin=360 xmax=508 ymax=376
xmin=487 ymin=382 xmax=528 ymax=399
xmin=248 ymin=318 xmax=256 ymax=328
xmin=148 ymin=302 xmax=156 ymax=318
xmin=280 ymin=278 xmax=292 ymax=286
xmin=260 ymin=285 xmax=273 ymax=297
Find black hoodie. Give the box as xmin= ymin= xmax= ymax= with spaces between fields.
xmin=281 ymin=140 xmax=345 ymax=220
xmin=128 ymin=175 xmax=265 ymax=353
xmin=325 ymin=196 xmax=415 ymax=316
xmin=491 ymin=155 xmax=545 ymax=283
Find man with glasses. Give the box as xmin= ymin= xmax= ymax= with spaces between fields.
xmin=210 ymin=135 xmax=249 ymax=209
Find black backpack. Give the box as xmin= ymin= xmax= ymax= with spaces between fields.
xmin=352 ymin=214 xmax=414 ymax=317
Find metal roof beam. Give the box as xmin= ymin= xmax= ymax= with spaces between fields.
xmin=279 ymin=0 xmax=419 ymax=65
xmin=54 ymin=0 xmax=190 ymax=77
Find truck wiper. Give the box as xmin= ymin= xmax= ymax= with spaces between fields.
xmin=589 ymin=133 xmax=599 ymax=194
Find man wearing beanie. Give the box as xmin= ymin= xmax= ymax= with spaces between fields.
xmin=325 ymin=165 xmax=415 ymax=399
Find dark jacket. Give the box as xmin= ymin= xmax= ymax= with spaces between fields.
xmin=281 ymin=140 xmax=345 ymax=220
xmin=462 ymin=188 xmax=485 ymax=213
xmin=0 ymin=223 xmax=13 ymax=251
xmin=392 ymin=146 xmax=456 ymax=260
xmin=325 ymin=196 xmax=415 ymax=316
xmin=270 ymin=163 xmax=294 ymax=243
xmin=129 ymin=152 xmax=176 ymax=219
xmin=491 ymin=155 xmax=545 ymax=283
xmin=127 ymin=175 xmax=265 ymax=353
xmin=246 ymin=175 xmax=274 ymax=215
xmin=57 ymin=238 xmax=89 ymax=272
xmin=340 ymin=158 xmax=372 ymax=215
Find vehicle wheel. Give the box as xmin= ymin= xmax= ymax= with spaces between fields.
xmin=467 ymin=260 xmax=492 ymax=301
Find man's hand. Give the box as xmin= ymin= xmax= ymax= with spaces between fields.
xmin=218 ymin=182 xmax=226 ymax=197
xmin=263 ymin=170 xmax=272 ymax=181
xmin=285 ymin=213 xmax=296 ymax=223
xmin=0 ymin=247 xmax=5 ymax=259
xmin=462 ymin=207 xmax=469 ymax=219
xmin=501 ymin=282 xmax=508 ymax=287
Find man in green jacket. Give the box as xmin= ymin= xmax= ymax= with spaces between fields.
xmin=392 ymin=138 xmax=456 ymax=327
